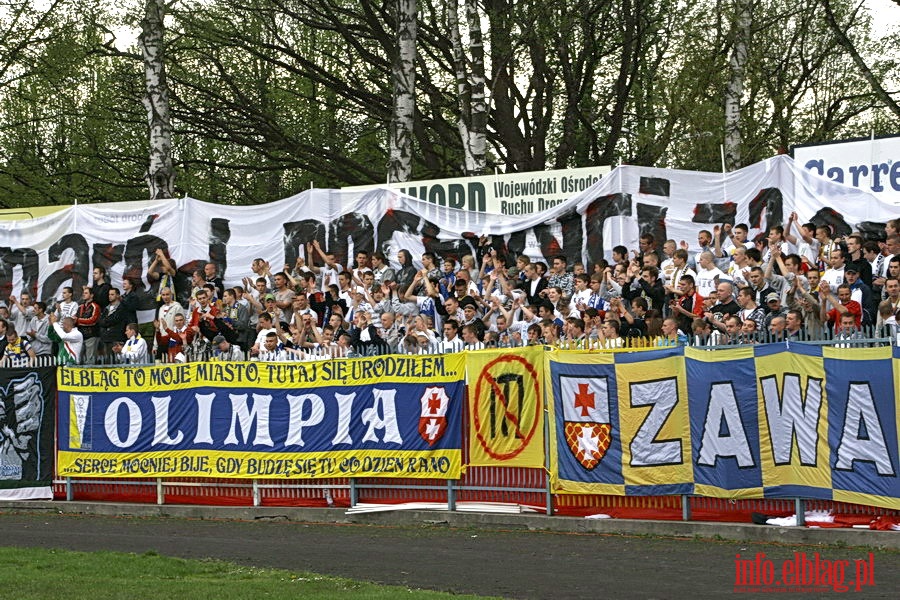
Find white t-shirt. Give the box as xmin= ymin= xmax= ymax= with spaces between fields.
xmin=695 ymin=266 xmax=729 ymax=298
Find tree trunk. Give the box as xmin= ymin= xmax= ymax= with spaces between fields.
xmin=448 ymin=0 xmax=487 ymax=175
xmin=723 ymin=0 xmax=751 ymax=172
xmin=139 ymin=0 xmax=175 ymax=199
xmin=388 ymin=0 xmax=416 ymax=183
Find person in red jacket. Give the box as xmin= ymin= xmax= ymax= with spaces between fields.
xmin=75 ymin=286 xmax=101 ymax=365
xmin=670 ymin=274 xmax=704 ymax=334
xmin=189 ymin=288 xmax=219 ymax=343
xmin=156 ymin=312 xmax=194 ymax=362
xmin=819 ymin=283 xmax=861 ymax=334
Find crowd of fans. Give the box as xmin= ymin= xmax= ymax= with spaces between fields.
xmin=2 ymin=215 xmax=900 ymax=367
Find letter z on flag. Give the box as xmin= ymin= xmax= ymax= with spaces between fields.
xmin=419 ymin=386 xmax=450 ymax=446
xmin=561 ymin=377 xmax=611 ymax=470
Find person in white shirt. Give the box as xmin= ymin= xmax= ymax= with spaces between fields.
xmin=252 ymin=312 xmax=278 ymax=355
xmin=694 ymin=251 xmax=729 ymax=299
xmin=784 ymin=212 xmax=819 ymax=268
xmin=8 ymin=292 xmax=34 ymax=335
xmin=27 ymin=301 xmax=53 ymax=355
xmin=255 ymin=331 xmax=288 ymax=361
xmin=820 ymin=249 xmax=846 ymax=307
xmin=211 ymin=334 xmax=244 ymax=361
xmin=156 ymin=287 xmax=185 ymax=330
xmin=439 ymin=319 xmax=464 ymax=353
xmin=718 ymin=223 xmax=755 ymax=257
xmin=462 ymin=324 xmax=485 ymax=350
xmin=55 ymin=286 xmax=79 ymax=320
xmin=49 ymin=314 xmax=83 ymax=365
xmin=308 ymin=239 xmax=344 ymax=291
xmin=120 ymin=323 xmax=149 ymax=364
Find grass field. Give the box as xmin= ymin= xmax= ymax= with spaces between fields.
xmin=0 ymin=547 xmax=495 ymax=600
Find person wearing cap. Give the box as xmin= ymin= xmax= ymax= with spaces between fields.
xmin=762 ymin=292 xmax=787 ymax=333
xmin=401 ymin=330 xmax=431 ymax=355
xmin=843 ymin=266 xmax=874 ymax=327
xmin=458 ymin=297 xmax=486 ymax=339
xmin=259 ymin=291 xmax=283 ymax=324
xmin=211 ymin=334 xmax=244 ymax=361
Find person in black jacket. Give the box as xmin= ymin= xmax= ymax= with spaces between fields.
xmin=520 ymin=263 xmax=548 ymax=306
xmin=394 ymin=249 xmax=417 ymax=296
xmin=98 ymin=288 xmax=128 ymax=362
xmin=349 ymin=311 xmax=387 ymax=356
xmin=119 ymin=277 xmax=140 ymax=326
xmin=635 ymin=266 xmax=666 ymax=313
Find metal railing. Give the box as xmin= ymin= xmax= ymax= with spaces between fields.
xmin=22 ymin=323 xmax=897 ymax=368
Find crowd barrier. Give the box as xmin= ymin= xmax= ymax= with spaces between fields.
xmin=3 ymin=337 xmax=899 ymax=525
xmin=12 ymin=322 xmax=897 ymax=369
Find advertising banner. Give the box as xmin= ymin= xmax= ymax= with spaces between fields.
xmin=0 ymin=367 xmax=55 ymax=500
xmin=794 ymin=136 xmax=900 ymax=204
xmin=56 ymin=354 xmax=466 ymax=479
xmin=343 ymin=165 xmax=611 ymax=215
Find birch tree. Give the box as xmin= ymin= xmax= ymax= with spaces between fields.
xmin=388 ymin=0 xmax=416 ymax=182
xmin=139 ymin=0 xmax=174 ymax=198
xmin=723 ymin=0 xmax=752 ymax=171
xmin=448 ymin=0 xmax=487 ymax=175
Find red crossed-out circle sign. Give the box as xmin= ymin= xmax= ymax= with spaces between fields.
xmin=472 ymin=354 xmax=541 ymax=461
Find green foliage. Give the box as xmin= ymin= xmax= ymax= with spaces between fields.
xmin=0 ymin=0 xmax=896 ymax=207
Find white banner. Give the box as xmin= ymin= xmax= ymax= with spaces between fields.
xmin=1 ymin=155 xmax=895 ymax=309
xmin=794 ymin=136 xmax=900 ymax=204
xmin=343 ymin=166 xmax=611 ymax=215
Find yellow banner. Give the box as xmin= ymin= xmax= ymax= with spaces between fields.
xmin=57 ymin=449 xmax=460 ymax=479
xmin=466 ymin=346 xmax=545 ymax=468
xmin=755 ymin=350 xmax=831 ymax=494
xmin=57 ymin=354 xmax=463 ymax=393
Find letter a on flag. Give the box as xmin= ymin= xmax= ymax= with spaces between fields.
xmin=419 ymin=386 xmax=450 ymax=446
xmin=561 ymin=377 xmax=611 ymax=470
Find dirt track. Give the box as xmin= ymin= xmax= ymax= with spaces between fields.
xmin=0 ymin=513 xmax=897 ymax=599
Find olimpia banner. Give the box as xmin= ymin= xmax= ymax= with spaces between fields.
xmin=0 ymin=367 xmax=55 ymax=500
xmin=56 ymin=354 xmax=465 ymax=479
xmin=547 ymin=345 xmax=900 ymax=510
xmin=2 ymin=155 xmax=898 ymax=307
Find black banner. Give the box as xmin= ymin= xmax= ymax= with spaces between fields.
xmin=0 ymin=366 xmax=55 ymax=498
